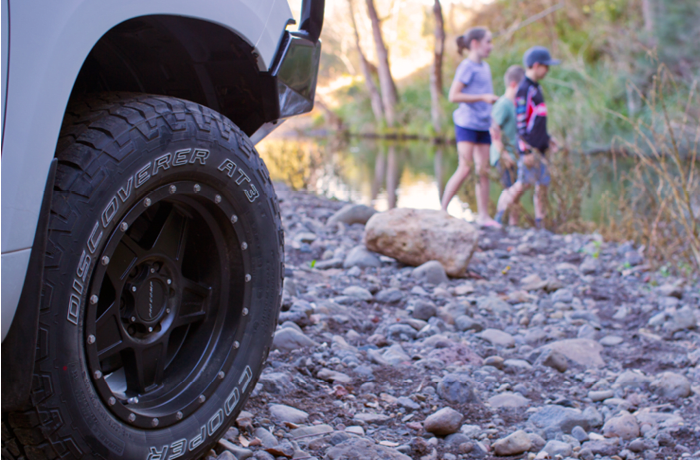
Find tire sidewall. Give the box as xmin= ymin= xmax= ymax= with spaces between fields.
xmin=40 ymin=101 xmax=281 ymax=459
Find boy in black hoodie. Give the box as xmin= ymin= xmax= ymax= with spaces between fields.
xmin=495 ymin=46 xmax=560 ymax=229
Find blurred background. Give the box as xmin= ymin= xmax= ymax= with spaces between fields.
xmin=258 ymin=0 xmax=699 ymax=274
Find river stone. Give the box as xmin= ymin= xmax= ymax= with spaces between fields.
xmin=477 ymin=296 xmax=512 ymax=315
xmin=412 ymin=299 xmax=437 ymax=320
xmin=540 ymin=349 xmax=568 ymax=373
xmin=258 ymin=372 xmax=297 ymax=395
xmin=615 ymin=370 xmax=651 ymax=389
xmin=543 ymin=440 xmax=573 ymax=457
xmin=437 ymin=373 xmax=479 ymax=404
xmin=269 ymin=404 xmax=309 ymax=424
xmin=382 ymin=344 xmax=410 ymax=365
xmin=343 ymin=245 xmax=381 ymax=269
xmin=325 ymin=437 xmax=411 ymax=460
xmin=375 ymin=288 xmax=404 ymax=303
xmin=528 ymin=405 xmax=590 ymax=434
xmin=478 ymin=329 xmax=515 ymax=348
xmin=411 ymin=260 xmax=449 ymax=285
xmin=353 ymin=412 xmax=391 ymax=424
xmin=327 ymin=204 xmax=377 ymax=226
xmin=342 ymin=286 xmax=373 ymax=301
xmin=455 ymin=315 xmax=484 ymax=332
xmin=423 ymin=407 xmax=463 ymax=435
xmin=272 ymin=328 xmax=318 ymax=351
xmin=651 ymin=372 xmax=691 ymax=399
xmin=254 ymin=427 xmax=279 ymax=448
xmin=364 ymin=208 xmax=478 ymax=277
xmin=535 ymin=338 xmax=604 ymax=368
xmin=488 ymin=392 xmax=529 ymax=409
xmin=317 ymin=368 xmax=352 ymax=384
xmin=492 ymin=430 xmax=532 ymax=456
xmin=603 ymin=412 xmax=639 ymax=440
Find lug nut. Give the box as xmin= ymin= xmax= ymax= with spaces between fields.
xmin=231 ymin=215 xmax=238 ymax=224
xmin=176 ymin=411 xmax=183 ymax=420
xmin=128 ymin=413 xmax=136 ymax=422
xmin=233 ymin=341 xmax=240 ymax=349
xmin=241 ymin=242 xmax=248 ymax=250
xmin=148 ymin=327 xmax=153 ymax=332
xmin=150 ymin=268 xmax=155 ymax=273
xmin=151 ymin=418 xmax=159 ymax=427
xmin=130 ymin=316 xmax=136 ymax=322
xmin=101 ymin=256 xmax=110 ymax=266
xmin=87 ymin=334 xmax=96 ymax=344
xmin=90 ymin=295 xmax=99 ymax=305
xmin=215 ymin=195 xmax=222 ymax=203
xmin=166 ymin=279 xmax=172 ymax=285
xmin=108 ymin=397 xmax=116 ymax=406
xmin=132 ymin=286 xmax=137 ymax=292
xmin=166 ymin=308 xmax=171 ymax=314
xmin=120 ymin=222 xmax=129 ymax=232
xmin=193 ymin=184 xmax=201 ymax=192
xmin=128 ymin=397 xmax=139 ymax=404
xmin=94 ymin=370 xmax=103 ymax=379
xmin=198 ymin=395 xmax=206 ymax=404
xmin=144 ymin=198 xmax=152 ymax=207
xmin=244 ymin=274 xmax=251 ymax=283
xmin=242 ymin=308 xmax=249 ymax=316
xmin=169 ymin=185 xmax=177 ymax=194
xmin=218 ymin=371 xmax=225 ymax=379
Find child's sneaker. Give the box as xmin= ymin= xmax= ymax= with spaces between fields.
xmin=494 ymin=211 xmax=505 ymax=225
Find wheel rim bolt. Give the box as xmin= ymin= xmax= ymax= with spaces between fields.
xmin=87 ymin=334 xmax=96 ymax=344
xmin=144 ymin=197 xmax=152 ymax=207
xmin=166 ymin=308 xmax=171 ymax=314
xmin=128 ymin=414 xmax=136 ymax=422
xmin=215 ymin=195 xmax=222 ymax=203
xmin=90 ymin=295 xmax=99 ymax=305
xmin=108 ymin=397 xmax=116 ymax=406
xmin=148 ymin=327 xmax=153 ymax=332
xmin=169 ymin=185 xmax=177 ymax=194
xmin=132 ymin=286 xmax=137 ymax=292
xmin=128 ymin=397 xmax=139 ymax=404
xmin=167 ymin=279 xmax=172 ymax=285
xmin=242 ymin=308 xmax=249 ymax=316
xmin=150 ymin=268 xmax=155 ymax=273
xmin=176 ymin=411 xmax=183 ymax=420
xmin=94 ymin=370 xmax=103 ymax=379
xmin=245 ymin=274 xmax=251 ymax=282
xmin=241 ymin=242 xmax=248 ymax=250
xmin=218 ymin=371 xmax=225 ymax=379
xmin=233 ymin=341 xmax=240 ymax=349
xmin=231 ymin=215 xmax=238 ymax=223
xmin=120 ymin=222 xmax=129 ymax=232
xmin=101 ymin=256 xmax=110 ymax=266
xmin=198 ymin=395 xmax=206 ymax=403
xmin=193 ymin=184 xmax=201 ymax=192
xmin=130 ymin=316 xmax=136 ymax=322
xmin=151 ymin=418 xmax=159 ymax=427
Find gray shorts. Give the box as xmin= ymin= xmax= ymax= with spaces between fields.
xmin=517 ymin=154 xmax=551 ymax=186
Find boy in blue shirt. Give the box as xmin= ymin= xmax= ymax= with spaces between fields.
xmin=490 ymin=64 xmax=525 ymax=226
xmin=495 ymin=46 xmax=560 ymax=229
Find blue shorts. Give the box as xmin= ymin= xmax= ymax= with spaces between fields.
xmin=455 ymin=126 xmax=491 ymax=144
xmin=495 ymin=160 xmax=517 ymax=188
xmin=517 ymin=154 xmax=551 ymax=186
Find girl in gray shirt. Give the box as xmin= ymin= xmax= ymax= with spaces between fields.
xmin=441 ymin=27 xmax=500 ymax=228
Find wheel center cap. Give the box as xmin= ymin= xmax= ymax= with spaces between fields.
xmin=135 ymin=278 xmax=166 ymax=323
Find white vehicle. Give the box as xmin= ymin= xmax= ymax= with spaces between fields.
xmin=1 ymin=0 xmax=322 ymax=457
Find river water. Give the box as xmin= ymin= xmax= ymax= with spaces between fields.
xmin=257 ymin=134 xmax=624 ymax=225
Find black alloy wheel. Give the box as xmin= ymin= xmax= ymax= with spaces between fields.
xmin=4 ymin=94 xmax=283 ymax=460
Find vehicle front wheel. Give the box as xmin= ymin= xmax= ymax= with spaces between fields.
xmin=4 ymin=94 xmax=283 ymax=459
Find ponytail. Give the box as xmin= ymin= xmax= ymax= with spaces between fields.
xmin=457 ymin=27 xmax=488 ymax=55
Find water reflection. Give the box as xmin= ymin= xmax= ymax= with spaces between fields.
xmin=256 ymin=134 xmax=622 ymax=224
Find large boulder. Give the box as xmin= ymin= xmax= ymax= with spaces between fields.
xmin=364 ymin=208 xmax=478 ymax=277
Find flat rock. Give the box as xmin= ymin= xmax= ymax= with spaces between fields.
xmin=325 ymin=438 xmax=411 ymax=460
xmin=327 ymin=204 xmax=377 ymax=226
xmin=423 ymin=407 xmax=463 ymax=435
xmin=492 ymin=430 xmax=532 ymax=456
xmin=353 ymin=412 xmax=391 ymax=424
xmin=603 ymin=412 xmax=639 ymax=440
xmin=543 ymin=439 xmax=573 ymax=457
xmin=364 ymin=208 xmax=478 ymax=277
xmin=488 ymin=392 xmax=529 ymax=409
xmin=478 ymin=329 xmax=515 ymax=348
xmin=651 ymin=372 xmax=691 ymax=399
xmin=528 ymin=405 xmax=590 ymax=434
xmin=375 ymin=288 xmax=404 ymax=303
xmin=599 ymin=335 xmax=623 ymax=346
xmin=411 ymin=260 xmax=449 ymax=285
xmin=343 ymin=246 xmax=381 ymax=269
xmin=342 ymin=286 xmax=373 ymax=301
xmin=272 ymin=328 xmax=318 ymax=351
xmin=536 ymin=338 xmax=605 ymax=368
xmin=269 ymin=404 xmax=309 ymax=424
xmin=412 ymin=299 xmax=437 ymax=321
xmin=317 ymin=368 xmax=352 ymax=384
xmin=437 ymin=373 xmax=480 ymax=404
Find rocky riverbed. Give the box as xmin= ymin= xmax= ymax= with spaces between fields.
xmin=208 ymin=184 xmax=700 ymax=460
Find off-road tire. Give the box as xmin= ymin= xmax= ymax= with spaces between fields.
xmin=3 ymin=93 xmax=283 ymax=460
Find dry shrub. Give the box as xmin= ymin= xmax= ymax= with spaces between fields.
xmin=600 ymin=67 xmax=700 ymax=273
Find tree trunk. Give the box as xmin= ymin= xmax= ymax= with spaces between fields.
xmin=430 ymin=0 xmax=446 ymax=135
xmin=348 ymin=0 xmax=385 ymax=123
xmin=365 ymin=0 xmax=399 ymax=127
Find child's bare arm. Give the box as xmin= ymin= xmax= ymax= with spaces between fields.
xmin=448 ymin=80 xmax=498 ymax=104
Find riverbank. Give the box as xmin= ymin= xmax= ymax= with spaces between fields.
xmin=209 ymin=184 xmax=699 ymax=460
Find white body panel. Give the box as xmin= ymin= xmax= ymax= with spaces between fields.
xmin=1 ymin=0 xmax=293 ymax=341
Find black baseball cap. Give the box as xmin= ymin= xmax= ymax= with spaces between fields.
xmin=523 ymin=46 xmax=561 ymax=67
